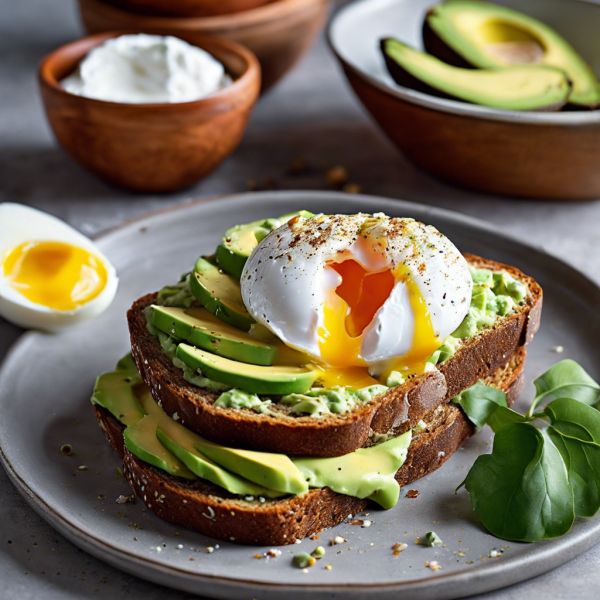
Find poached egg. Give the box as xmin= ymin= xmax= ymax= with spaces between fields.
xmin=241 ymin=213 xmax=472 ymax=388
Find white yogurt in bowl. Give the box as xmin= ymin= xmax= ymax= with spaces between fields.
xmin=61 ymin=33 xmax=231 ymax=104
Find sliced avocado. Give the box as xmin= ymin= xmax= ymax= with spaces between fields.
xmin=381 ymin=39 xmax=571 ymax=110
xmin=91 ymin=354 xmax=145 ymax=426
xmin=135 ymin=382 xmax=163 ymax=416
xmin=191 ymin=256 xmax=255 ymax=331
xmin=216 ymin=210 xmax=314 ymax=279
xmin=124 ymin=414 xmax=196 ymax=480
xmin=193 ymin=436 xmax=308 ymax=495
xmin=423 ymin=0 xmax=600 ymax=108
xmin=156 ymin=419 xmax=284 ymax=498
xmin=151 ymin=305 xmax=277 ymax=366
xmin=293 ymin=431 xmax=412 ymax=509
xmin=176 ymin=344 xmax=318 ymax=395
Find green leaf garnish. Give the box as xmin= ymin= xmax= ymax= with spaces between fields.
xmin=452 ymin=381 xmax=508 ymax=430
xmin=457 ymin=360 xmax=600 ymax=543
xmin=528 ymin=360 xmax=600 ymax=416
xmin=544 ymin=398 xmax=600 ymax=517
xmin=464 ymin=422 xmax=574 ymax=542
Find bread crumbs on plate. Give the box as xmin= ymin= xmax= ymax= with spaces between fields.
xmin=392 ymin=543 xmax=408 ymax=555
xmin=329 ymin=536 xmax=346 ymax=546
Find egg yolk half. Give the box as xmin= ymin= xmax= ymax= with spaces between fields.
xmin=316 ymin=256 xmax=440 ymax=389
xmin=2 ymin=241 xmax=108 ymax=311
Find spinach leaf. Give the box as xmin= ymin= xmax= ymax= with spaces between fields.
xmin=464 ymin=422 xmax=574 ymax=542
xmin=545 ymin=398 xmax=600 ymax=517
xmin=486 ymin=405 xmax=527 ymax=433
xmin=452 ymin=381 xmax=508 ymax=430
xmin=528 ymin=360 xmax=600 ymax=416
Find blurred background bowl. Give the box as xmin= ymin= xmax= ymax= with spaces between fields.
xmin=103 ymin=0 xmax=272 ymax=18
xmin=78 ymin=0 xmax=330 ymax=91
xmin=330 ymin=0 xmax=600 ymax=200
xmin=39 ymin=31 xmax=261 ymax=192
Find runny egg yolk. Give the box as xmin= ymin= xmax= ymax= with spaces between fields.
xmin=382 ymin=263 xmax=441 ymax=382
xmin=2 ymin=241 xmax=108 ymax=311
xmin=316 ymin=258 xmax=440 ymax=389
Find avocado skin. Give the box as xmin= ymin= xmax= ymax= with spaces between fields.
xmin=422 ymin=14 xmax=475 ymax=70
xmin=381 ymin=38 xmax=459 ymax=101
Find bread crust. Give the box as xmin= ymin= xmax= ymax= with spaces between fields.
xmin=128 ymin=254 xmax=541 ymax=457
xmin=93 ymin=346 xmax=525 ymax=546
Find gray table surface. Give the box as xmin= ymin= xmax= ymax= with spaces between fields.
xmin=1 ymin=0 xmax=600 ymax=598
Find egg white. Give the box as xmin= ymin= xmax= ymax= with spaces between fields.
xmin=0 ymin=203 xmax=118 ymax=332
xmin=241 ymin=213 xmax=472 ymax=371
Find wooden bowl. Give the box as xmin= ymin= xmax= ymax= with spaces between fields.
xmin=330 ymin=0 xmax=600 ymax=200
xmin=103 ymin=0 xmax=272 ymax=18
xmin=38 ymin=31 xmax=260 ymax=192
xmin=78 ymin=0 xmax=330 ymax=91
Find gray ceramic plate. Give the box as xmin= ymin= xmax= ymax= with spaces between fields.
xmin=1 ymin=192 xmax=600 ymax=600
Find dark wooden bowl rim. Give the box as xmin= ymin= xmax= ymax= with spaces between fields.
xmin=81 ymin=0 xmax=317 ymax=29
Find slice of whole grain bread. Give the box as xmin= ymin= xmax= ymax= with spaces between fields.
xmin=94 ymin=346 xmax=525 ymax=546
xmin=128 ymin=254 xmax=541 ymax=457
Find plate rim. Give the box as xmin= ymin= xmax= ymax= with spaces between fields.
xmin=2 ymin=190 xmax=600 ymax=599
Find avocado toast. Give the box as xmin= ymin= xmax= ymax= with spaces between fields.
xmin=92 ymin=211 xmax=542 ymax=544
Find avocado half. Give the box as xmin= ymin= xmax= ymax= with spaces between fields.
xmin=423 ymin=0 xmax=600 ymax=108
xmin=381 ymin=38 xmax=571 ymax=111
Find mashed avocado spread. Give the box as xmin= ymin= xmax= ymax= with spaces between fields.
xmin=214 ymin=388 xmax=273 ymax=415
xmin=427 ymin=266 xmax=527 ymax=366
xmin=280 ymin=385 xmax=389 ymax=416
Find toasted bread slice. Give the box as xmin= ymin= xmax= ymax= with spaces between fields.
xmin=94 ymin=347 xmax=525 ymax=545
xmin=128 ymin=254 xmax=541 ymax=457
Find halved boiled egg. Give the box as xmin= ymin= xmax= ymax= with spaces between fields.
xmin=0 ymin=203 xmax=118 ymax=332
xmin=241 ymin=213 xmax=472 ymax=387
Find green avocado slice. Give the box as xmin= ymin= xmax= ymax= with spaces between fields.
xmin=216 ymin=210 xmax=314 ymax=279
xmin=91 ymin=354 xmax=145 ymax=426
xmin=151 ymin=305 xmax=277 ymax=366
xmin=191 ymin=256 xmax=255 ymax=331
xmin=193 ymin=436 xmax=308 ymax=495
xmin=423 ymin=0 xmax=600 ymax=108
xmin=156 ymin=419 xmax=284 ymax=498
xmin=293 ymin=430 xmax=412 ymax=509
xmin=381 ymin=38 xmax=571 ymax=110
xmin=124 ymin=414 xmax=197 ymax=480
xmin=176 ymin=344 xmax=318 ymax=395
